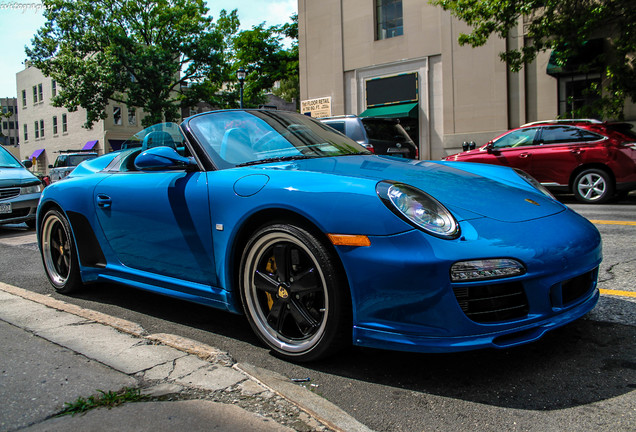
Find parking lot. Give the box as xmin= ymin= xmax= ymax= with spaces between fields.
xmin=1 ymin=196 xmax=634 ymax=431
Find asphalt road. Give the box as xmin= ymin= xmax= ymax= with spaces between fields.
xmin=1 ymin=194 xmax=634 ymax=431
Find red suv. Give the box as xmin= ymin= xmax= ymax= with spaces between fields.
xmin=443 ymin=119 xmax=636 ymax=203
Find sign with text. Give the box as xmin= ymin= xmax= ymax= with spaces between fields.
xmin=301 ymin=97 xmax=332 ymax=118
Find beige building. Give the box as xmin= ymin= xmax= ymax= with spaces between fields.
xmin=298 ymin=0 xmax=636 ymax=159
xmin=16 ymin=63 xmax=144 ymax=176
xmin=0 ymin=97 xmax=20 ymax=159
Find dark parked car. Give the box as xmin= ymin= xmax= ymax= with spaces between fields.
xmin=0 ymin=145 xmax=41 ymax=228
xmin=443 ymin=119 xmax=636 ymax=203
xmin=320 ymin=115 xmax=418 ymax=158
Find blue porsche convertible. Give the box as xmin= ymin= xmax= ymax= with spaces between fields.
xmin=37 ymin=110 xmax=602 ymax=361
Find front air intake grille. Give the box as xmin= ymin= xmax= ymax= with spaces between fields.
xmin=453 ymin=282 xmax=529 ymax=323
xmin=0 ymin=187 xmax=20 ymax=200
xmin=561 ymin=269 xmax=596 ymax=305
xmin=0 ymin=207 xmax=29 ymax=220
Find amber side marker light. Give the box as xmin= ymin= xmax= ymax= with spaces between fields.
xmin=327 ymin=234 xmax=371 ymax=247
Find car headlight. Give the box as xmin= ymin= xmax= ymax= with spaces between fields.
xmin=450 ymin=258 xmax=526 ymax=282
xmin=514 ymin=169 xmax=554 ymax=199
xmin=377 ymin=181 xmax=459 ymax=239
xmin=20 ymin=184 xmax=41 ymax=194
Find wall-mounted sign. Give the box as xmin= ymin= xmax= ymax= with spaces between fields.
xmin=366 ymin=73 xmax=418 ymax=107
xmin=301 ymin=97 xmax=332 ymax=118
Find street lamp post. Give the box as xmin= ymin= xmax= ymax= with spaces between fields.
xmin=237 ymin=67 xmax=246 ymax=109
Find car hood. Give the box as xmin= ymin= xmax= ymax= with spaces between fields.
xmin=257 ymin=155 xmax=565 ymax=223
xmin=443 ymin=147 xmax=487 ymax=161
xmin=0 ymin=166 xmax=40 ymax=187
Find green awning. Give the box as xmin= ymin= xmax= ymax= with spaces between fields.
xmin=359 ymin=102 xmax=418 ymax=119
xmin=547 ymin=39 xmax=603 ymax=76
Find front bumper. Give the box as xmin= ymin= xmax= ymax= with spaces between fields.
xmin=0 ymin=192 xmax=40 ymax=225
xmin=337 ymin=209 xmax=602 ymax=353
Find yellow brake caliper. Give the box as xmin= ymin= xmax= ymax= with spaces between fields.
xmin=265 ymin=256 xmax=276 ymax=310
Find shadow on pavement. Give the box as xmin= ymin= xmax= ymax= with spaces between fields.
xmin=67 ymin=282 xmax=635 ymax=412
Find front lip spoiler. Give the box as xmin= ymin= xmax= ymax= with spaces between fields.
xmin=351 ymin=289 xmax=599 ymax=354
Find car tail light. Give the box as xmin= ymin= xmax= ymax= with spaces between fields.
xmin=360 ymin=143 xmax=375 ymax=153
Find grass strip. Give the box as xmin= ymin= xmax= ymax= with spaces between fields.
xmin=56 ymin=387 xmax=149 ymax=417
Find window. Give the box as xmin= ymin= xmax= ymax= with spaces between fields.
xmin=34 ymin=121 xmax=39 ymax=139
xmin=52 ymin=80 xmax=57 ymax=97
xmin=128 ymin=108 xmax=136 ymax=125
xmin=22 ymin=90 xmax=26 ymax=107
xmin=24 ymin=124 xmax=28 ymax=141
xmin=113 ymin=106 xmax=122 ymax=125
xmin=8 ymin=121 xmax=14 ymax=129
xmin=325 ymin=121 xmax=345 ymax=133
xmin=558 ymin=74 xmax=602 ymax=118
xmin=2 ymin=121 xmax=7 ymax=130
xmin=376 ymin=0 xmax=403 ymax=40
xmin=38 ymin=83 xmax=43 ymax=102
xmin=7 ymin=106 xmax=14 ymax=115
xmin=492 ymin=128 xmax=540 ymax=149
xmin=39 ymin=120 xmax=45 ymax=138
xmin=53 ymin=116 xmax=58 ymax=135
xmin=540 ymin=126 xmax=603 ymax=144
xmin=62 ymin=114 xmax=67 ymax=133
xmin=33 ymin=86 xmax=37 ymax=103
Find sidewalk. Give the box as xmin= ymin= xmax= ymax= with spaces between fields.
xmin=0 ymin=282 xmax=373 ymax=432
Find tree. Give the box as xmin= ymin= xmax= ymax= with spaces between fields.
xmin=272 ymin=14 xmax=299 ymax=109
xmin=231 ymin=18 xmax=298 ymax=107
xmin=27 ymin=0 xmax=224 ymax=127
xmin=180 ymin=10 xmax=299 ymax=110
xmin=432 ymin=0 xmax=636 ymax=119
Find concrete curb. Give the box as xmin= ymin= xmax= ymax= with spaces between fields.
xmin=0 ymin=282 xmax=373 ymax=432
xmin=237 ymin=363 xmax=374 ymax=432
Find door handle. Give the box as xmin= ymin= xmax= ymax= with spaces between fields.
xmin=96 ymin=194 xmax=112 ymax=208
xmin=570 ymin=148 xmax=584 ymax=155
xmin=519 ymin=153 xmax=529 ymax=158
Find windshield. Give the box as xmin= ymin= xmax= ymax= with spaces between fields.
xmin=186 ymin=110 xmax=370 ymax=169
xmin=0 ymin=146 xmax=22 ymax=168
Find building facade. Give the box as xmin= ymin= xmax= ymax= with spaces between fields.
xmin=16 ymin=64 xmax=144 ymax=176
xmin=0 ymin=97 xmax=20 ymax=159
xmin=298 ymin=0 xmax=636 ymax=159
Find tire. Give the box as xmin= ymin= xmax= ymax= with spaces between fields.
xmin=40 ymin=209 xmax=83 ymax=293
xmin=573 ymin=169 xmax=614 ymax=204
xmin=239 ymin=224 xmax=350 ymax=362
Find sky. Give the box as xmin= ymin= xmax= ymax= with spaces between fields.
xmin=0 ymin=0 xmax=297 ymax=98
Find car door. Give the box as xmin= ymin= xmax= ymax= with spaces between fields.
xmin=93 ymin=159 xmax=217 ymax=288
xmin=471 ymin=127 xmax=540 ymax=172
xmin=530 ymin=125 xmax=606 ymax=185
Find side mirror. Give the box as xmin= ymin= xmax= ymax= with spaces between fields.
xmin=485 ymin=141 xmax=494 ymax=152
xmin=134 ymin=146 xmax=198 ymax=171
xmin=48 ymin=164 xmax=53 ymax=169
xmin=22 ymin=160 xmax=33 ymax=168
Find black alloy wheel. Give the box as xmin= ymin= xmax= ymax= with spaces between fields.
xmin=40 ymin=209 xmax=82 ymax=293
xmin=240 ymin=224 xmax=350 ymax=362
